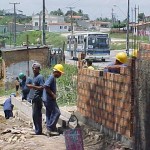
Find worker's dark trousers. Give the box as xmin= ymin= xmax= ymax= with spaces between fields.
xmin=4 ymin=110 xmax=13 ymax=119
xmin=32 ymin=100 xmax=42 ymax=134
xmin=43 ymin=100 xmax=60 ymax=131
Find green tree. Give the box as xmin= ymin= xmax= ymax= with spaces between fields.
xmin=50 ymin=8 xmax=64 ymax=16
xmin=0 ymin=9 xmax=5 ymax=16
xmin=0 ymin=16 xmax=13 ymax=25
xmin=65 ymin=10 xmax=77 ymax=16
xmin=138 ymin=13 xmax=145 ymax=22
xmin=77 ymin=9 xmax=83 ymax=16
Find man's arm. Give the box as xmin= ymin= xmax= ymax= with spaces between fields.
xmin=26 ymin=84 xmax=43 ymax=90
xmin=44 ymin=86 xmax=56 ymax=100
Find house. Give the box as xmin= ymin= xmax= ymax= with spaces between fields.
xmin=32 ymin=10 xmax=65 ymax=31
xmin=89 ymin=21 xmax=111 ymax=29
xmin=136 ymin=22 xmax=150 ymax=36
xmin=48 ymin=23 xmax=72 ymax=32
xmin=7 ymin=22 xmax=32 ymax=33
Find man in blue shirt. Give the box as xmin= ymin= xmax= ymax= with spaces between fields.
xmin=2 ymin=93 xmax=16 ymax=119
xmin=19 ymin=73 xmax=32 ymax=101
xmin=43 ymin=64 xmax=64 ymax=136
xmin=104 ymin=52 xmax=127 ymax=74
xmin=27 ymin=63 xmax=44 ymax=135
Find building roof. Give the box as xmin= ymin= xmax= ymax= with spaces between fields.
xmin=68 ymin=15 xmax=82 ymax=19
xmin=48 ymin=23 xmax=71 ymax=26
xmin=136 ymin=21 xmax=150 ymax=27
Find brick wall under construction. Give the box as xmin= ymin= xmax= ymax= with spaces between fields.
xmin=77 ymin=60 xmax=132 ymax=139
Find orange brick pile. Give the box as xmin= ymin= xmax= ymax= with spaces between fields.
xmin=77 ymin=61 xmax=132 ymax=138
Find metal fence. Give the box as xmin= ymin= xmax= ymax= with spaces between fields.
xmin=134 ymin=45 xmax=150 ymax=150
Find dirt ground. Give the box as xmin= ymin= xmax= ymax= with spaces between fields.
xmin=0 ymin=96 xmax=132 ymax=150
xmin=0 ymin=114 xmax=132 ymax=150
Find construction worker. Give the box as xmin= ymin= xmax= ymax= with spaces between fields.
xmin=2 ymin=93 xmax=16 ymax=119
xmin=86 ymin=59 xmax=95 ymax=70
xmin=26 ymin=63 xmax=44 ymax=135
xmin=104 ymin=52 xmax=127 ymax=74
xmin=19 ymin=73 xmax=32 ymax=101
xmin=42 ymin=64 xmax=64 ymax=136
xmin=132 ymin=49 xmax=138 ymax=58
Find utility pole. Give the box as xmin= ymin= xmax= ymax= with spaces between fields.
xmin=9 ymin=2 xmax=20 ymax=47
xmin=137 ymin=5 xmax=140 ymax=23
xmin=67 ymin=7 xmax=75 ymax=35
xmin=42 ymin=0 xmax=46 ymax=45
xmin=111 ymin=8 xmax=114 ymax=26
xmin=126 ymin=0 xmax=130 ymax=56
xmin=131 ymin=8 xmax=134 ymax=50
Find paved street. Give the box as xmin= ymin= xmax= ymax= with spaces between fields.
xmin=65 ymin=49 xmax=132 ymax=69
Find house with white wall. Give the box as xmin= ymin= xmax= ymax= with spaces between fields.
xmin=32 ymin=10 xmax=65 ymax=31
xmin=48 ymin=23 xmax=72 ymax=32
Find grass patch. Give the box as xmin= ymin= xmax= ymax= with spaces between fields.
xmin=5 ymin=31 xmax=67 ymax=48
xmin=110 ymin=32 xmax=150 ymax=44
xmin=0 ymin=87 xmax=16 ymax=97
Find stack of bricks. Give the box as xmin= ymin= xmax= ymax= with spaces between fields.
xmin=77 ymin=62 xmax=132 ymax=138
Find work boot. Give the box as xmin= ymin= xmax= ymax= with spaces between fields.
xmin=46 ymin=129 xmax=59 ymax=137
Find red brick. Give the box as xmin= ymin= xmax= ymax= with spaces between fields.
xmin=94 ymin=70 xmax=100 ymax=77
xmin=125 ymin=130 xmax=131 ymax=138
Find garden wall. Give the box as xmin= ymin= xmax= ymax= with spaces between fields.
xmin=77 ymin=59 xmax=132 ymax=145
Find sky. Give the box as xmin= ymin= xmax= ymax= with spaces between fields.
xmin=1 ymin=0 xmax=150 ymax=21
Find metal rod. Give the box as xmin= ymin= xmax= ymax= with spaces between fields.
xmin=126 ymin=0 xmax=130 ymax=56
xmin=9 ymin=2 xmax=20 ymax=47
xmin=42 ymin=0 xmax=46 ymax=45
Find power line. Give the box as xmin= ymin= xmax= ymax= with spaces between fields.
xmin=63 ymin=0 xmax=80 ymax=9
xmin=9 ymin=2 xmax=20 ymax=47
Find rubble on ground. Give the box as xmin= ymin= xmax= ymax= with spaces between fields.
xmin=0 ymin=114 xmax=132 ymax=150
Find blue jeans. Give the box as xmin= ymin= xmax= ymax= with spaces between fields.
xmin=32 ymin=99 xmax=42 ymax=134
xmin=43 ymin=100 xmax=60 ymax=131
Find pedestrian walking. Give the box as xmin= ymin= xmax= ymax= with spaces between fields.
xmin=42 ymin=64 xmax=64 ymax=136
xmin=19 ymin=73 xmax=32 ymax=101
xmin=27 ymin=63 xmax=44 ymax=135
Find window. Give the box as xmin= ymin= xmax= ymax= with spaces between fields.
xmin=78 ymin=35 xmax=84 ymax=44
xmin=64 ymin=26 xmax=67 ymax=29
xmin=35 ymin=22 xmax=38 ymax=26
xmin=60 ymin=26 xmax=63 ymax=29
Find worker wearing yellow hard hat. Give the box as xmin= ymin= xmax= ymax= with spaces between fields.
xmin=53 ymin=64 xmax=64 ymax=74
xmin=104 ymin=52 xmax=128 ymax=74
xmin=132 ymin=49 xmax=138 ymax=58
xmin=42 ymin=64 xmax=64 ymax=136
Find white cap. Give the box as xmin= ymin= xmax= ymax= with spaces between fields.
xmin=32 ymin=62 xmax=41 ymax=69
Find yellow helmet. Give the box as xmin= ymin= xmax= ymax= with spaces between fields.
xmin=132 ymin=49 xmax=138 ymax=58
xmin=53 ymin=64 xmax=64 ymax=74
xmin=116 ymin=52 xmax=127 ymax=64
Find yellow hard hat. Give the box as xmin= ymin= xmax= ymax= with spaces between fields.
xmin=53 ymin=64 xmax=64 ymax=74
xmin=132 ymin=49 xmax=138 ymax=58
xmin=116 ymin=52 xmax=127 ymax=64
